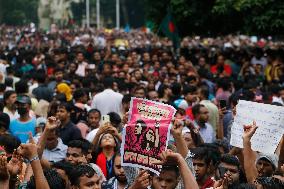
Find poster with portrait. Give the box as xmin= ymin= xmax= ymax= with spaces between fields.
xmin=121 ymin=97 xmax=176 ymax=175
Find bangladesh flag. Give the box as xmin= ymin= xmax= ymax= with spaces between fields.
xmin=159 ymin=12 xmax=180 ymax=48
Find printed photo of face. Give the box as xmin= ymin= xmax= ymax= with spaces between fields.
xmin=146 ymin=129 xmax=155 ymax=143
xmin=134 ymin=120 xmax=146 ymax=135
xmin=135 ymin=122 xmax=143 ymax=135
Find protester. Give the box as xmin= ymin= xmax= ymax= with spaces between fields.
xmin=91 ymin=77 xmax=123 ymax=115
xmin=9 ymin=95 xmax=36 ymax=143
xmin=56 ymin=102 xmax=82 ymax=145
xmin=0 ymin=25 xmax=284 ymax=189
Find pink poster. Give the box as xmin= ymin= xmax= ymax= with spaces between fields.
xmin=121 ymin=98 xmax=176 ymax=175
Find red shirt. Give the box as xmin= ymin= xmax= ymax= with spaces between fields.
xmin=201 ymin=177 xmax=215 ymax=189
xmin=211 ymin=64 xmax=232 ymax=76
xmin=186 ymin=107 xmax=194 ymax=121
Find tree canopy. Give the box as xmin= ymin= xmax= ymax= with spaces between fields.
xmin=144 ymin=0 xmax=284 ymax=36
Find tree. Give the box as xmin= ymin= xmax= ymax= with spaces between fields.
xmin=144 ymin=0 xmax=284 ymax=36
xmin=213 ymin=0 xmax=284 ymax=35
xmin=0 ymin=0 xmax=38 ymax=25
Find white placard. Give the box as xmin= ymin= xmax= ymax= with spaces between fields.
xmin=230 ymin=100 xmax=284 ymax=154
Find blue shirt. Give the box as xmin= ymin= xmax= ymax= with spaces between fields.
xmin=193 ymin=120 xmax=215 ymax=143
xmin=9 ymin=118 xmax=36 ymax=143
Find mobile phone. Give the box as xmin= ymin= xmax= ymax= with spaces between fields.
xmin=102 ymin=115 xmax=110 ymax=124
xmin=218 ymin=166 xmax=227 ymax=179
xmin=219 ymin=99 xmax=227 ymax=109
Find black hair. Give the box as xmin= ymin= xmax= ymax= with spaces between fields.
xmin=4 ymin=78 xmax=13 ymax=88
xmin=122 ymin=94 xmax=131 ymax=104
xmin=15 ymin=80 xmax=29 ymax=94
xmin=54 ymin=67 xmax=64 ymax=74
xmin=183 ymin=86 xmax=197 ymax=96
xmin=229 ymin=93 xmax=241 ymax=107
xmin=240 ymin=90 xmax=255 ymax=101
xmin=0 ymin=102 xmax=4 ymax=112
xmin=52 ymin=160 xmax=73 ymax=174
xmin=199 ymin=144 xmax=221 ymax=166
xmin=68 ymin=140 xmax=89 ymax=155
xmin=198 ymin=84 xmax=209 ymax=99
xmin=133 ymin=86 xmax=146 ymax=94
xmin=54 ymin=93 xmax=67 ymax=102
xmin=58 ymin=102 xmax=72 ymax=112
xmin=88 ymin=109 xmax=101 ymax=117
xmin=191 ymin=146 xmax=219 ymax=166
xmin=0 ymin=134 xmax=21 ymax=154
xmin=79 ymin=138 xmax=93 ymax=152
xmin=213 ymin=139 xmax=230 ymax=153
xmin=0 ymin=112 xmax=10 ymax=131
xmin=107 ymin=112 xmax=122 ymax=127
xmin=185 ymin=75 xmax=197 ymax=83
xmin=192 ymin=104 xmax=205 ymax=117
xmin=160 ymin=165 xmax=180 ymax=178
xmin=27 ymin=168 xmax=66 ymax=189
xmin=69 ymin=164 xmax=96 ymax=186
xmin=73 ymin=89 xmax=88 ymax=101
xmin=0 ymin=83 xmax=6 ymax=92
xmin=198 ymin=68 xmax=211 ymax=79
xmin=103 ymin=77 xmax=114 ymax=89
xmin=217 ymin=77 xmax=231 ymax=91
xmin=157 ymin=84 xmax=170 ymax=98
xmin=220 ymin=154 xmax=240 ymax=168
xmin=6 ymin=66 xmax=14 ymax=75
xmin=34 ymin=71 xmax=46 ymax=83
xmin=171 ymin=82 xmax=182 ymax=96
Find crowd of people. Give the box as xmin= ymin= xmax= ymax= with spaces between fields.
xmin=0 ymin=24 xmax=284 ymax=189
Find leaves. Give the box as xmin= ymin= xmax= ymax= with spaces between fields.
xmin=145 ymin=0 xmax=284 ymax=35
xmin=0 ymin=0 xmax=38 ymax=25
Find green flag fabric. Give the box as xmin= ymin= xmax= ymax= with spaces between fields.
xmin=160 ymin=12 xmax=180 ymax=48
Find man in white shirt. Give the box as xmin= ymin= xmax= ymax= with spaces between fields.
xmin=91 ymin=77 xmax=123 ymax=115
xmin=75 ymin=52 xmax=89 ymax=77
xmin=192 ymin=104 xmax=215 ymax=143
xmin=198 ymin=85 xmax=219 ymax=133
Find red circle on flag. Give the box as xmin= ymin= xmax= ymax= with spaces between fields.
xmin=168 ymin=22 xmax=175 ymax=33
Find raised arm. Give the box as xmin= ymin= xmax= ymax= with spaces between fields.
xmin=0 ymin=155 xmax=10 ymax=189
xmin=171 ymin=119 xmax=188 ymax=158
xmin=18 ymin=143 xmax=50 ymax=189
xmin=242 ymin=121 xmax=258 ymax=183
xmin=157 ymin=150 xmax=199 ymax=189
xmin=217 ymin=107 xmax=226 ymax=139
xmin=35 ymin=117 xmax=60 ymax=169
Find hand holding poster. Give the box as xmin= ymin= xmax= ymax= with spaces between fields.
xmin=121 ymin=98 xmax=176 ymax=175
xmin=230 ymin=100 xmax=284 ymax=154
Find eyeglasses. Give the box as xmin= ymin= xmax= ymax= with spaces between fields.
xmin=218 ymin=166 xmax=239 ymax=174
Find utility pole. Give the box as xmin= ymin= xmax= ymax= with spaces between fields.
xmin=96 ymin=0 xmax=100 ymax=29
xmin=116 ymin=0 xmax=120 ymax=29
xmin=86 ymin=0 xmax=90 ymax=28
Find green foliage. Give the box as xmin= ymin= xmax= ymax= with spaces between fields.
xmin=0 ymin=0 xmax=38 ymax=25
xmin=145 ymin=0 xmax=284 ymax=35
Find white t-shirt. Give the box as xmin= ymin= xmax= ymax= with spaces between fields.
xmin=86 ymin=128 xmax=99 ymax=143
xmin=91 ymin=89 xmax=123 ymax=115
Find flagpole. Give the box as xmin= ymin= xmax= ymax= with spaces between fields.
xmin=86 ymin=0 xmax=90 ymax=28
xmin=96 ymin=0 xmax=100 ymax=29
xmin=116 ymin=0 xmax=120 ymax=29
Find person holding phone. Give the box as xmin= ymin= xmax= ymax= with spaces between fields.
xmin=214 ymin=154 xmax=246 ymax=188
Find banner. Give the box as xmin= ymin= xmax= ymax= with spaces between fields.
xmin=121 ymin=98 xmax=176 ymax=175
xmin=230 ymin=100 xmax=284 ymax=154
